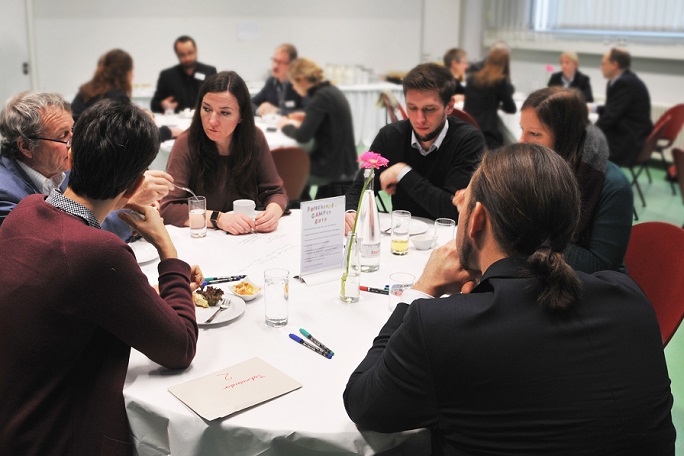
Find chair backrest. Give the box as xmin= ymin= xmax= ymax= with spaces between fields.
xmin=449 ymin=108 xmax=480 ymax=129
xmin=271 ymin=147 xmax=311 ymax=201
xmin=673 ymin=147 xmax=684 ymax=205
xmin=378 ymin=91 xmax=407 ymax=124
xmin=633 ymin=117 xmax=670 ymax=166
xmin=624 ymin=221 xmax=684 ymax=346
xmin=656 ymin=104 xmax=684 ymax=149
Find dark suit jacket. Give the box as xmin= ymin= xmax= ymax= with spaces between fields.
xmin=344 ymin=257 xmax=675 ymax=455
xmin=251 ymin=76 xmax=305 ymax=115
xmin=463 ymin=77 xmax=516 ymax=149
xmin=150 ymin=62 xmax=217 ymax=113
xmin=596 ymin=70 xmax=653 ymax=166
xmin=547 ymin=70 xmax=594 ymax=102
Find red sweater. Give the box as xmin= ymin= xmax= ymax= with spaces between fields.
xmin=0 ymin=195 xmax=198 ymax=456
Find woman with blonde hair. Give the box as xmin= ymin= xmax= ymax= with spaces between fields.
xmin=463 ymin=48 xmax=516 ymax=149
xmin=279 ymin=58 xmax=357 ymax=199
xmin=547 ymin=51 xmax=594 ymax=102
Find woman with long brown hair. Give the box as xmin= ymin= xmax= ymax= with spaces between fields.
xmin=463 ymin=48 xmax=516 ymax=149
xmin=160 ymin=71 xmax=287 ymax=235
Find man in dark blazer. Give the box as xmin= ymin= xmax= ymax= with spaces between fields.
xmin=547 ymin=51 xmax=594 ymax=102
xmin=344 ymin=144 xmax=675 ymax=455
xmin=251 ymin=43 xmax=306 ymax=116
xmin=595 ymin=48 xmax=653 ymax=166
xmin=151 ymin=36 xmax=217 ymax=113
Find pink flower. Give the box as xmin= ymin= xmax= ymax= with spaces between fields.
xmin=358 ymin=151 xmax=389 ymax=169
xmin=545 ymin=64 xmax=555 ymax=73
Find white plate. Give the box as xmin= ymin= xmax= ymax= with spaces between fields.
xmin=228 ymin=279 xmax=263 ymax=301
xmin=380 ymin=218 xmax=428 ymax=236
xmin=129 ymin=240 xmax=158 ymax=264
xmin=195 ymin=297 xmax=246 ymax=326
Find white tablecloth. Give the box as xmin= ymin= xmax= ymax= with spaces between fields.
xmin=125 ymin=211 xmax=436 ymax=455
xmin=149 ymin=114 xmax=298 ymax=172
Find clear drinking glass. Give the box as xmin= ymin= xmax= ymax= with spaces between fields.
xmin=264 ymin=268 xmax=289 ymax=327
xmin=388 ymin=272 xmax=415 ymax=312
xmin=188 ymin=196 xmax=207 ymax=238
xmin=390 ymin=210 xmax=411 ymax=255
xmin=433 ymin=218 xmax=456 ymax=248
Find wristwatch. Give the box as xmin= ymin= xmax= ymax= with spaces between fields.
xmin=210 ymin=211 xmax=220 ymax=229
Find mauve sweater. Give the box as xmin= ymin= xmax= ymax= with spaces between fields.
xmin=0 ymin=194 xmax=198 ymax=456
xmin=160 ymin=128 xmax=288 ymax=226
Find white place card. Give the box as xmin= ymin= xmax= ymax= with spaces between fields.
xmin=299 ymin=196 xmax=345 ymax=280
xmin=168 ymin=357 xmax=302 ymax=421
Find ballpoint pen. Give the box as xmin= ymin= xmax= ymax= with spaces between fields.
xmin=299 ymin=328 xmax=334 ymax=356
xmin=201 ymin=275 xmax=246 ymax=287
xmin=289 ymin=334 xmax=333 ymax=359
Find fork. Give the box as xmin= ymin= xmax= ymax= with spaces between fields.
xmin=204 ymin=298 xmax=231 ymax=324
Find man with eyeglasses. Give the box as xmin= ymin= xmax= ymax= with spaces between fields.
xmin=251 ymin=43 xmax=306 ymax=116
xmin=344 ymin=63 xmax=485 ymax=231
xmin=150 ymin=35 xmax=217 ymax=114
xmin=0 ymin=91 xmax=175 ymax=241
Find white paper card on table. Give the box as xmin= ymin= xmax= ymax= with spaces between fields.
xmin=299 ymin=196 xmax=345 ymax=282
xmin=168 ymin=357 xmax=302 ymax=421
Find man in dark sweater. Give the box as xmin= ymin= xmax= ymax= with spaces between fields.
xmin=345 ymin=63 xmax=485 ymax=230
xmin=151 ymin=35 xmax=217 ymax=113
xmin=0 ymin=99 xmax=202 ymax=456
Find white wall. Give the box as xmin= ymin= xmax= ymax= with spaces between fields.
xmin=32 ymin=0 xmax=465 ymax=99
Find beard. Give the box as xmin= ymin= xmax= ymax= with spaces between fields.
xmin=412 ymin=117 xmax=446 ymax=143
xmin=182 ymin=60 xmax=197 ymax=72
xmin=458 ymin=217 xmax=477 ymax=272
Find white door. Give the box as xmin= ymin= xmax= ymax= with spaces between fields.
xmin=0 ymin=0 xmax=32 ymax=106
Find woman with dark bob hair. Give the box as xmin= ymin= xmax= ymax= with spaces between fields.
xmin=519 ymin=86 xmax=633 ymax=273
xmin=160 ymin=71 xmax=288 ymax=234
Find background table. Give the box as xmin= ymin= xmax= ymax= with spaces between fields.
xmin=125 ymin=211 xmax=439 ymax=455
xmin=149 ymin=114 xmax=298 ymax=171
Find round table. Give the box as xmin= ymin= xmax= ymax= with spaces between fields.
xmin=125 ymin=210 xmax=437 ymax=455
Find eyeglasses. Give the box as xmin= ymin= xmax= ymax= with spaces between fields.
xmin=28 ymin=136 xmax=72 ymax=148
xmin=271 ymin=57 xmax=290 ymax=66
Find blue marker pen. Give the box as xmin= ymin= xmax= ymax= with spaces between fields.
xmin=289 ymin=334 xmax=333 ymax=359
xmin=201 ymin=275 xmax=246 ymax=287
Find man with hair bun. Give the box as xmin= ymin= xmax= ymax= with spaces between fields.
xmin=344 ymin=143 xmax=674 ymax=455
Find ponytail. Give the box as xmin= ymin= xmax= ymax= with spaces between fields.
xmin=525 ymin=246 xmax=581 ymax=313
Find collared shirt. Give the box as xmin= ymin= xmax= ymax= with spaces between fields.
xmin=46 ymin=189 xmax=101 ymax=229
xmin=17 ymin=161 xmax=66 ymax=196
xmin=398 ymin=119 xmax=450 ymax=181
xmin=561 ymin=74 xmax=574 ymax=88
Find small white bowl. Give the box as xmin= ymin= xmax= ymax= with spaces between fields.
xmin=229 ymin=278 xmax=263 ymax=301
xmin=411 ymin=234 xmax=435 ymax=250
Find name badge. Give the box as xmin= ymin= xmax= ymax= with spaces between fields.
xmin=285 ymin=100 xmax=295 ymax=108
xmin=195 ymin=72 xmax=206 ymax=81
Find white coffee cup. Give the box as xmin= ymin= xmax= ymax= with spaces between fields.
xmin=233 ymin=199 xmax=256 ymax=218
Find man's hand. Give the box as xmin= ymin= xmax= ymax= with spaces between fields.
xmin=412 ymin=240 xmax=480 ymax=297
xmin=189 ymin=265 xmax=204 ymax=291
xmin=129 ymin=170 xmax=175 ymax=207
xmin=161 ymin=96 xmax=178 ymax=112
xmin=258 ymin=102 xmax=279 ymax=116
xmin=119 ymin=203 xmax=177 ymax=260
xmin=379 ymin=162 xmax=408 ymax=196
xmin=344 ymin=211 xmax=356 ymax=235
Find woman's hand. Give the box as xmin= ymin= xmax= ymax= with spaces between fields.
xmin=216 ymin=212 xmax=256 ymax=235
xmin=189 ymin=265 xmax=204 ymax=291
xmin=119 ymin=202 xmax=177 ymax=260
xmin=255 ymin=203 xmax=284 ymax=233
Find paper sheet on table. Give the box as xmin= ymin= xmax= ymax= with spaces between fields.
xmin=299 ymin=197 xmax=345 ymax=279
xmin=168 ymin=357 xmax=302 ymax=421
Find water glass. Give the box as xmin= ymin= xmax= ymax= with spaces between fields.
xmin=390 ymin=210 xmax=411 ymax=255
xmin=434 ymin=218 xmax=456 ymax=248
xmin=233 ymin=199 xmax=256 ymax=218
xmin=264 ymin=268 xmax=289 ymax=327
xmin=388 ymin=272 xmax=415 ymax=312
xmin=188 ymin=196 xmax=207 ymax=238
